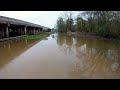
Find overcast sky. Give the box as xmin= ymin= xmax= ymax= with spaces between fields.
xmin=0 ymin=11 xmax=80 ymax=28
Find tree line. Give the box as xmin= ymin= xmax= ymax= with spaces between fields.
xmin=55 ymin=11 xmax=120 ymax=39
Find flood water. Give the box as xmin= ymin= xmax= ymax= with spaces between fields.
xmin=0 ymin=33 xmax=120 ymax=79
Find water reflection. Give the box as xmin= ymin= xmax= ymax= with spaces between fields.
xmin=57 ymin=33 xmax=120 ymax=78
xmin=0 ymin=38 xmax=40 ymax=69
xmin=57 ymin=33 xmax=74 ymax=55
xmin=0 ymin=33 xmax=120 ymax=79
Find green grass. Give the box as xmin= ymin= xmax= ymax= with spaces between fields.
xmin=21 ymin=34 xmax=49 ymax=40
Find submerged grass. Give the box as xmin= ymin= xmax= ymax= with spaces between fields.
xmin=21 ymin=33 xmax=49 ymax=40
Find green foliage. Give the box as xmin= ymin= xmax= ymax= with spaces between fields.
xmin=78 ymin=11 xmax=120 ymax=39
xmin=56 ymin=12 xmax=74 ymax=32
xmin=56 ymin=17 xmax=66 ymax=32
xmin=66 ymin=18 xmax=74 ymax=31
xmin=56 ymin=11 xmax=120 ymax=39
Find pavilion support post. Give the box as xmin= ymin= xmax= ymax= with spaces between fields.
xmin=29 ymin=29 xmax=30 ymax=34
xmin=20 ymin=29 xmax=22 ymax=35
xmin=20 ymin=28 xmax=22 ymax=35
xmin=41 ymin=28 xmax=43 ymax=33
xmin=29 ymin=29 xmax=31 ymax=35
xmin=29 ymin=29 xmax=30 ymax=35
xmin=24 ymin=26 xmax=27 ymax=35
xmin=18 ymin=29 xmax=21 ymax=36
xmin=29 ymin=29 xmax=31 ymax=34
xmin=30 ymin=29 xmax=31 ymax=34
xmin=22 ymin=28 xmax=24 ymax=35
xmin=39 ymin=29 xmax=40 ymax=33
xmin=38 ymin=29 xmax=40 ymax=33
xmin=6 ymin=26 xmax=9 ymax=38
xmin=33 ymin=28 xmax=35 ymax=34
xmin=37 ymin=29 xmax=39 ymax=33
xmin=21 ymin=28 xmax=24 ymax=35
xmin=16 ymin=27 xmax=19 ymax=36
xmin=2 ymin=27 xmax=4 ymax=39
xmin=36 ymin=29 xmax=37 ymax=34
xmin=27 ymin=29 xmax=29 ymax=35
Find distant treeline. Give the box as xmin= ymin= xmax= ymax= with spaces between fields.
xmin=55 ymin=11 xmax=120 ymax=39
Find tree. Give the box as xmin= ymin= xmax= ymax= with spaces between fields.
xmin=56 ymin=17 xmax=66 ymax=32
xmin=56 ymin=11 xmax=74 ymax=32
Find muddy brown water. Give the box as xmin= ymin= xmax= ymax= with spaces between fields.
xmin=0 ymin=33 xmax=120 ymax=79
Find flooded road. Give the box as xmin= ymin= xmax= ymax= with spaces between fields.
xmin=0 ymin=33 xmax=120 ymax=79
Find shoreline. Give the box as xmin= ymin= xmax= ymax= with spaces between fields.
xmin=68 ymin=32 xmax=120 ymax=42
xmin=0 ymin=33 xmax=50 ymax=42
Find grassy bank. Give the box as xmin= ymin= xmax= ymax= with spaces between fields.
xmin=21 ymin=33 xmax=49 ymax=40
